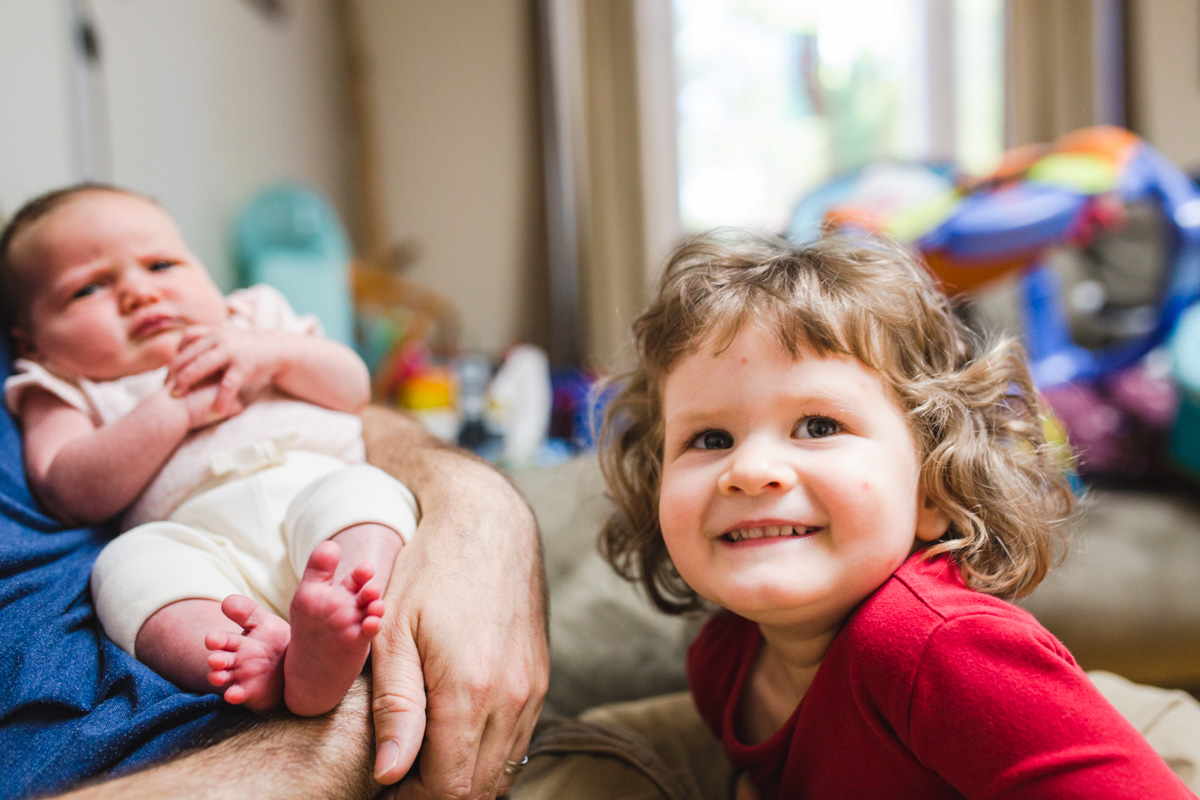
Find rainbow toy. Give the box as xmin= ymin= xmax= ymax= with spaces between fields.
xmin=793 ymin=127 xmax=1200 ymax=390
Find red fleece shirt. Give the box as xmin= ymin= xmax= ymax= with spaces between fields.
xmin=688 ymin=553 xmax=1192 ymax=799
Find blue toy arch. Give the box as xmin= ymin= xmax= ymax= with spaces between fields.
xmin=792 ymin=128 xmax=1200 ymax=389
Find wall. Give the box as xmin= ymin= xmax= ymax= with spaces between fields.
xmin=0 ymin=0 xmax=352 ymax=292
xmin=1 ymin=1 xmax=549 ymax=356
xmin=357 ymin=0 xmax=549 ymax=354
xmin=0 ymin=1 xmax=76 ymax=217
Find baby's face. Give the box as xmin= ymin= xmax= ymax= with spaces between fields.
xmin=10 ymin=190 xmax=227 ymax=381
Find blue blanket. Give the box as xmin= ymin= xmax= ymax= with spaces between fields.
xmin=0 ymin=345 xmax=242 ymax=799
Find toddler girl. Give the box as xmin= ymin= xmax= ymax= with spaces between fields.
xmin=599 ymin=230 xmax=1192 ymax=798
xmin=0 ymin=184 xmax=418 ymax=717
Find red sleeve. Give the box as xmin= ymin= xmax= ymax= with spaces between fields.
xmin=905 ymin=613 xmax=1193 ymax=799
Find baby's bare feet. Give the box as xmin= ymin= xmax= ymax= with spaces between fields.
xmin=284 ymin=540 xmax=385 ymax=717
xmin=205 ymin=595 xmax=291 ymax=715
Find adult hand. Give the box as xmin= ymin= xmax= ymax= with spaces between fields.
xmin=362 ymin=407 xmax=549 ymax=799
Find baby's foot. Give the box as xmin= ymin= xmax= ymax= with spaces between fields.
xmin=205 ymin=595 xmax=291 ymax=715
xmin=283 ymin=540 xmax=385 ymax=717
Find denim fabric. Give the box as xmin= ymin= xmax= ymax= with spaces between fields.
xmin=0 ymin=342 xmax=242 ymax=800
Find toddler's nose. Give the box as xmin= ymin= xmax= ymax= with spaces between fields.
xmin=718 ymin=442 xmax=796 ymax=496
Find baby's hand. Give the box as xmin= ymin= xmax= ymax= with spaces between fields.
xmin=179 ymin=380 xmax=245 ymax=430
xmin=168 ymin=325 xmax=282 ymax=416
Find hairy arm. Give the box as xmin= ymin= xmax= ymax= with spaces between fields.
xmin=361 ymin=406 xmax=549 ymax=799
xmin=48 ymin=679 xmax=379 ymax=800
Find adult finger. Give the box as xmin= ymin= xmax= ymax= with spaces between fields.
xmin=468 ymin=696 xmax=543 ymax=799
xmin=457 ymin=617 xmax=545 ymax=798
xmin=392 ymin=669 xmax=491 ymax=800
xmin=391 ymin=587 xmax=546 ymax=800
xmin=359 ymin=408 xmax=548 ymax=799
xmin=391 ymin=680 xmax=543 ymax=800
xmin=370 ymin=609 xmax=428 ymax=787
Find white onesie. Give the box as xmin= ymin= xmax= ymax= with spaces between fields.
xmin=4 ymin=285 xmax=419 ymax=654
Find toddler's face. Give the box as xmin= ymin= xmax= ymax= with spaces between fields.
xmin=657 ymin=324 xmax=949 ymax=634
xmin=10 ymin=191 xmax=227 ymax=381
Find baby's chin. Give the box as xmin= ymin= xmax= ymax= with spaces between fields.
xmin=64 ymin=346 xmax=178 ymax=383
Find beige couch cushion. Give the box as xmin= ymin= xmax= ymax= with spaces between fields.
xmin=511 ymin=456 xmax=698 ymax=716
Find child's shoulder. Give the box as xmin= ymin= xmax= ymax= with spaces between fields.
xmin=5 ymin=359 xmax=93 ymax=419
xmin=827 ymin=553 xmax=1077 ymax=730
xmin=886 ymin=552 xmax=1035 ymax=624
xmin=837 ymin=552 xmax=1073 ymax=683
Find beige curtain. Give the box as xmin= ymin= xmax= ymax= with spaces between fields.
xmin=542 ymin=0 xmax=679 ymax=370
xmin=578 ymin=1 xmax=649 ymax=370
xmin=1124 ymin=0 xmax=1200 ymax=168
xmin=1007 ymin=0 xmax=1097 ymax=146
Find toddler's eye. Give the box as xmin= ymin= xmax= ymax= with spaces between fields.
xmin=795 ymin=417 xmax=840 ymax=439
xmin=691 ymin=430 xmax=733 ymax=450
xmin=71 ymin=283 xmax=100 ymax=300
xmin=149 ymin=260 xmax=175 ymax=271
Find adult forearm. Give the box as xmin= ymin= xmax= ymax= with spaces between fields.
xmin=361 ymin=405 xmax=549 ymax=796
xmin=363 ymin=406 xmax=546 ymax=644
xmin=361 ymin=406 xmax=536 ymax=535
xmin=48 ymin=679 xmax=379 ymax=800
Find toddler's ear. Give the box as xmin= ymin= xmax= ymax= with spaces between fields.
xmin=915 ymin=492 xmax=951 ymax=543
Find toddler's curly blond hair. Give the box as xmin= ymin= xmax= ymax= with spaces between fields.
xmin=599 ymin=229 xmax=1077 ymax=614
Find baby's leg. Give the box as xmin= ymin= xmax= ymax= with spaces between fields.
xmin=136 ymin=597 xmax=289 ymax=715
xmin=284 ymin=524 xmax=402 ymax=717
xmin=327 ymin=520 xmax=406 ymax=593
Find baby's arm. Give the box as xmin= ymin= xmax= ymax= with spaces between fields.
xmin=19 ymin=383 xmax=233 ymax=525
xmin=168 ymin=326 xmax=369 ymax=416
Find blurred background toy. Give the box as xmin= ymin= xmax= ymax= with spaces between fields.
xmin=234 ymin=183 xmax=356 ymax=347
xmin=1170 ymin=303 xmax=1200 ymax=479
xmin=487 ymin=345 xmax=553 ymax=468
xmin=793 ymin=126 xmax=1200 ymax=482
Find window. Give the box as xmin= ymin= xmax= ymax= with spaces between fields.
xmin=674 ymin=0 xmax=1005 ymax=233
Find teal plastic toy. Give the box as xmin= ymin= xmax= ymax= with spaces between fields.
xmin=233 ymin=184 xmax=355 ymax=347
xmin=1170 ymin=302 xmax=1200 ymax=478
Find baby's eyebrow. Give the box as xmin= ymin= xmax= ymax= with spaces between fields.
xmin=51 ymin=262 xmax=107 ymax=291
